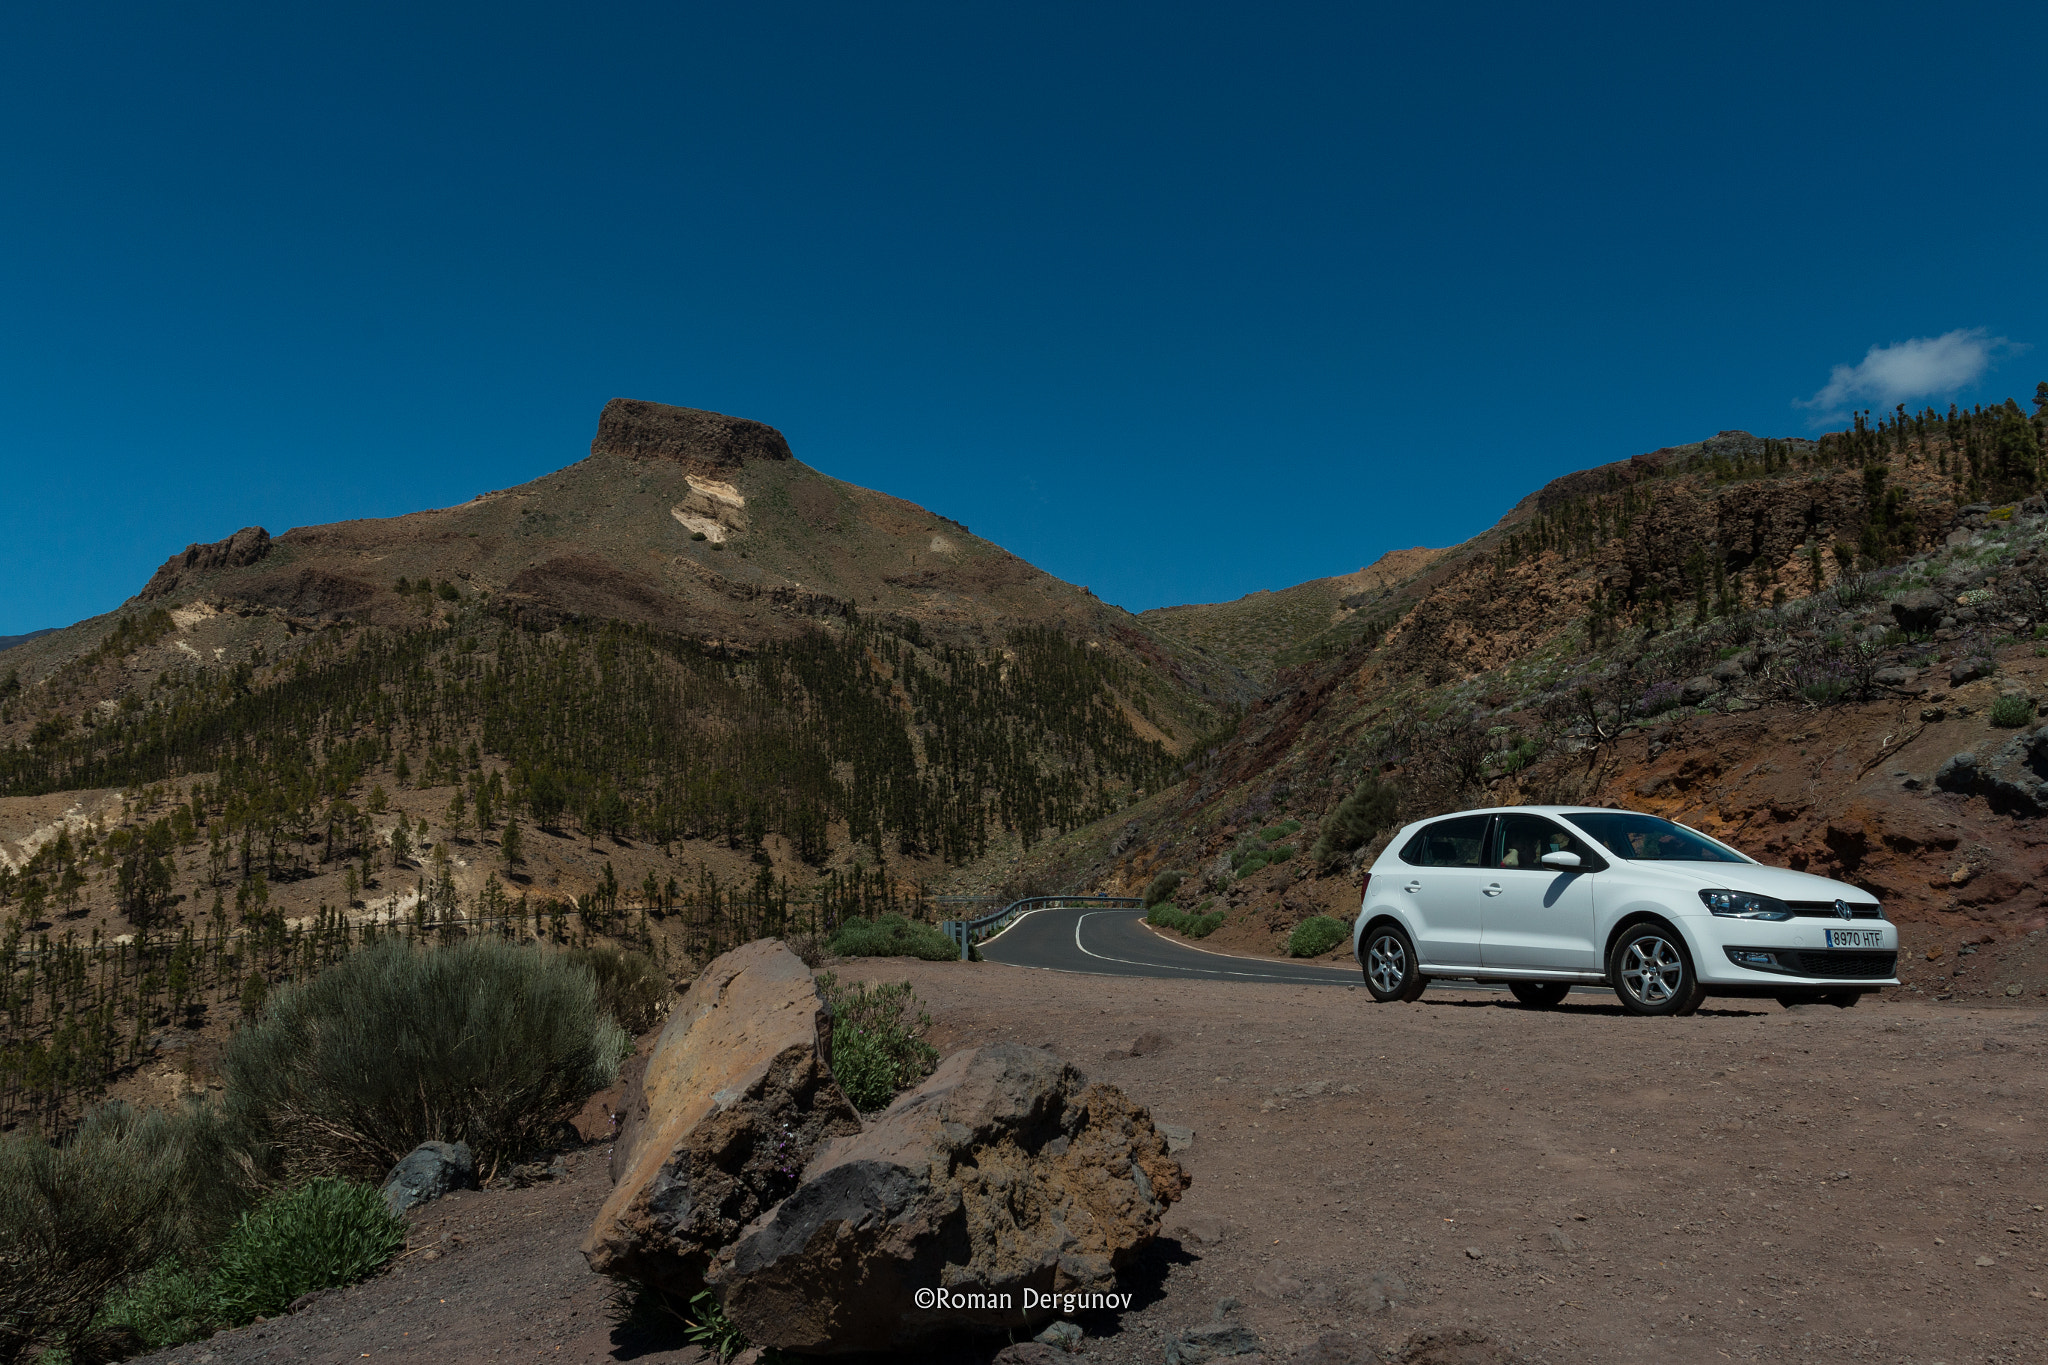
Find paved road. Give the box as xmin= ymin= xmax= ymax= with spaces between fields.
xmin=978 ymin=905 xmax=1366 ymax=987
xmin=979 ymin=905 xmax=1612 ymax=1000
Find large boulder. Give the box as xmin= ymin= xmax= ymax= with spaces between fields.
xmin=583 ymin=940 xmax=860 ymax=1297
xmin=709 ymin=1043 xmax=1189 ymax=1356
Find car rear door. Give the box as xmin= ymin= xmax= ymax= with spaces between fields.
xmin=1401 ymin=814 xmax=1492 ymax=967
xmin=1480 ymin=812 xmax=1599 ymax=970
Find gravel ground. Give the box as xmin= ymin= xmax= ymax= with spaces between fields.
xmin=141 ymin=959 xmax=2048 ymax=1365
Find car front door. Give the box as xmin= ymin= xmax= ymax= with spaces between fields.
xmin=1402 ymin=813 xmax=1492 ymax=968
xmin=1480 ymin=812 xmax=1599 ymax=971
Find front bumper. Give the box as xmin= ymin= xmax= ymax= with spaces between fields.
xmin=1691 ymin=918 xmax=1900 ymax=988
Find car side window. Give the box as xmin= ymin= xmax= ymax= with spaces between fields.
xmin=1417 ymin=814 xmax=1491 ymax=867
xmin=1494 ymin=813 xmax=1599 ymax=871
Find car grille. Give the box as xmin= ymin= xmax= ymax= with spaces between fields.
xmin=1786 ymin=901 xmax=1884 ymax=919
xmin=1776 ymin=950 xmax=1897 ymax=978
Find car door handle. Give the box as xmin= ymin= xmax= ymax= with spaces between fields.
xmin=1483 ymin=883 xmax=1504 ymax=896
xmin=1403 ymin=881 xmax=1421 ymax=892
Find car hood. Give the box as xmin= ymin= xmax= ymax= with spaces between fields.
xmin=1614 ymin=859 xmax=1875 ymax=906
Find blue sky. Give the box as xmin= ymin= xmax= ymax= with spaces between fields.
xmin=2 ymin=1 xmax=2044 ymax=634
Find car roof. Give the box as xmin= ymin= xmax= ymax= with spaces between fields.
xmin=1401 ymin=805 xmax=1633 ymax=820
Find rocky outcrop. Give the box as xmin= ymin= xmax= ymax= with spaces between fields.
xmin=138 ymin=526 xmax=271 ymax=599
xmin=708 ymin=1043 xmax=1189 ymax=1356
xmin=225 ymin=567 xmax=378 ymax=622
xmin=590 ymin=399 xmax=793 ymax=472
xmin=583 ymin=940 xmax=860 ymax=1298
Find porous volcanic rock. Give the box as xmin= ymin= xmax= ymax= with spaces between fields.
xmin=709 ymin=1043 xmax=1189 ymax=1356
xmin=138 ymin=526 xmax=272 ymax=599
xmin=590 ymin=398 xmax=793 ymax=471
xmin=582 ymin=940 xmax=860 ymax=1297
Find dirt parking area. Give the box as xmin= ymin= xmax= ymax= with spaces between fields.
xmin=839 ymin=961 xmax=2048 ymax=1365
xmin=146 ymin=962 xmax=2047 ymax=1365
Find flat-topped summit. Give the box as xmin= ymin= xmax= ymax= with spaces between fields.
xmin=589 ymin=399 xmax=793 ymax=472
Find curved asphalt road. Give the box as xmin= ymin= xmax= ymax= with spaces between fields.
xmin=979 ymin=905 xmax=1608 ymax=999
xmin=979 ymin=906 xmax=1364 ymax=987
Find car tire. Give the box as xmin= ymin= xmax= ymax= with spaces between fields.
xmin=1609 ymin=922 xmax=1705 ymax=1017
xmin=1361 ymin=924 xmax=1427 ymax=1003
xmin=1509 ymin=981 xmax=1571 ymax=1009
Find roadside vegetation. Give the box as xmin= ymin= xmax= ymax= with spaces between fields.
xmin=815 ymin=972 xmax=939 ymax=1111
xmin=0 ymin=937 xmax=635 ymax=1362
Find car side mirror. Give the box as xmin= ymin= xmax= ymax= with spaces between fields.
xmin=1540 ymin=850 xmax=1583 ymax=870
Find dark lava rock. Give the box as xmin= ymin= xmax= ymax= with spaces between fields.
xmin=382 ymin=1140 xmax=477 ymax=1216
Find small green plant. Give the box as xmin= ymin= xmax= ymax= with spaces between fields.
xmin=684 ymin=1290 xmax=752 ymax=1363
xmin=1990 ymin=694 xmax=2035 ymax=728
xmin=91 ymin=1257 xmax=214 ymax=1352
xmin=826 ymin=914 xmax=960 ymax=962
xmin=204 ymin=1178 xmax=405 ymax=1325
xmin=816 ymin=973 xmax=940 ymax=1112
xmin=1257 ymin=819 xmax=1302 ymax=842
xmin=1287 ymin=916 xmax=1348 ymax=958
xmin=1266 ymin=843 xmax=1296 ymax=863
xmin=1232 ymin=850 xmax=1271 ymax=877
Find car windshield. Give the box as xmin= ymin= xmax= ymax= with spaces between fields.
xmin=1565 ymin=811 xmax=1748 ymax=863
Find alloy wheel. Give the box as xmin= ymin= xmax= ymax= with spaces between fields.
xmin=1366 ymin=934 xmax=1408 ymax=995
xmin=1619 ymin=934 xmax=1685 ymax=1006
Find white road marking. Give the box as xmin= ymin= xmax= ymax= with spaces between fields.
xmin=1070 ymin=911 xmax=1355 ymax=983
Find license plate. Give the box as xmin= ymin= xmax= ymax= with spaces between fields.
xmin=1826 ymin=929 xmax=1884 ymax=948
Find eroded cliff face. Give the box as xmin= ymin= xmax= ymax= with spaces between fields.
xmin=588 ymin=398 xmax=793 ymax=473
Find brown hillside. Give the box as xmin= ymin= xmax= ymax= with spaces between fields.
xmin=1087 ymin=401 xmax=2048 ymax=999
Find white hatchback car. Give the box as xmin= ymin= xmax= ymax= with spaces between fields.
xmin=1351 ymin=806 xmax=1899 ymax=1015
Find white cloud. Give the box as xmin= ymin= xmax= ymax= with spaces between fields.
xmin=1799 ymin=327 xmax=2023 ymax=418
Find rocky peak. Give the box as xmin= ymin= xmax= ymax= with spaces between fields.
xmin=589 ymin=399 xmax=793 ymax=473
xmin=139 ymin=526 xmax=272 ymax=600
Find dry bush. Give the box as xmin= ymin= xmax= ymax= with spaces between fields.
xmin=0 ymin=1100 xmax=248 ymax=1362
xmin=223 ymin=938 xmax=625 ymax=1181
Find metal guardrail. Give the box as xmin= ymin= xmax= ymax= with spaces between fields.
xmin=941 ymin=894 xmax=1144 ymax=961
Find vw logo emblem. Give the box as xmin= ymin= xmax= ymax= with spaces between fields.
xmin=1834 ymin=899 xmax=1853 ymax=920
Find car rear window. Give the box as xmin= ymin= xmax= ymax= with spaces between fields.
xmin=1406 ymin=813 xmax=1491 ymax=867
xmin=1566 ymin=811 xmax=1746 ymax=863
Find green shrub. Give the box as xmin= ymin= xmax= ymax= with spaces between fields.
xmin=816 ymin=973 xmax=940 ymax=1112
xmin=568 ymin=945 xmax=671 ymax=1033
xmin=206 ymin=1178 xmax=405 ymax=1325
xmin=1267 ymin=843 xmax=1295 ymax=863
xmin=1310 ymin=776 xmax=1401 ymax=871
xmin=1257 ymin=820 xmax=1302 ymax=841
xmin=1145 ymin=902 xmax=1187 ymax=930
xmin=1141 ymin=871 xmax=1183 ymax=907
xmin=1233 ymin=851 xmax=1271 ymax=877
xmin=1991 ymin=694 xmax=2035 ymax=728
xmin=1146 ymin=903 xmax=1224 ymax=938
xmin=223 ymin=938 xmax=626 ymax=1180
xmin=1287 ymin=916 xmax=1349 ymax=958
xmin=0 ymin=1107 xmax=191 ymax=1359
xmin=92 ymin=1258 xmax=214 ymax=1353
xmin=826 ymin=913 xmax=960 ymax=962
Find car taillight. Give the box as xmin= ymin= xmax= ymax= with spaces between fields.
xmin=1359 ymin=870 xmax=1372 ymax=903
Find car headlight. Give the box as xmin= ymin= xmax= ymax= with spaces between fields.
xmin=1699 ymin=888 xmax=1793 ymax=921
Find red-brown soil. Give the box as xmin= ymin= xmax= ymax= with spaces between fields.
xmin=139 ymin=956 xmax=2048 ymax=1365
